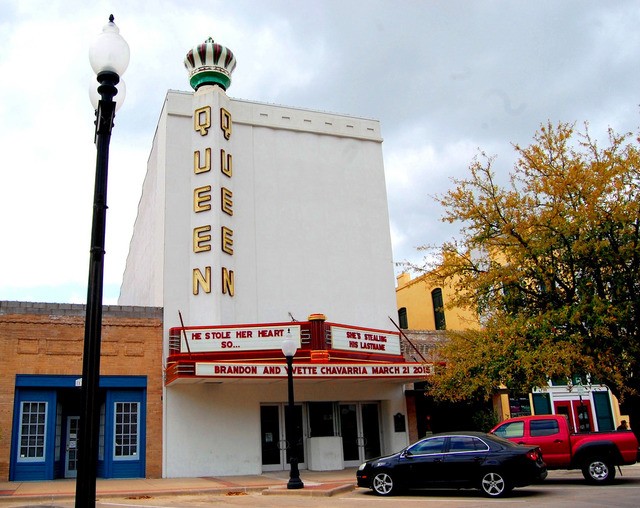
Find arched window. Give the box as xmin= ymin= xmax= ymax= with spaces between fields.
xmin=431 ymin=288 xmax=446 ymax=330
xmin=398 ymin=307 xmax=408 ymax=329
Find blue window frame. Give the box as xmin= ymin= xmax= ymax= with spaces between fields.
xmin=17 ymin=401 xmax=48 ymax=462
xmin=114 ymin=401 xmax=140 ymax=460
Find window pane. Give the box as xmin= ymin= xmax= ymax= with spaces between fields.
xmin=431 ymin=288 xmax=446 ymax=330
xmin=409 ymin=436 xmax=446 ymax=455
xmin=493 ymin=421 xmax=524 ymax=439
xmin=398 ymin=307 xmax=408 ymax=329
xmin=114 ymin=402 xmax=139 ymax=458
xmin=530 ymin=419 xmax=560 ymax=437
xmin=18 ymin=401 xmax=47 ymax=461
xmin=308 ymin=402 xmax=335 ymax=437
xmin=449 ymin=436 xmax=479 ymax=452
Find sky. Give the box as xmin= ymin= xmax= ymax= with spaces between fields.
xmin=1 ymin=0 xmax=639 ymax=305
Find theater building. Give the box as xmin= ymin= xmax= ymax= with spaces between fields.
xmin=117 ymin=37 xmax=427 ymax=477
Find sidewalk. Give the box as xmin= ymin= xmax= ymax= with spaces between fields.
xmin=0 ymin=468 xmax=358 ymax=504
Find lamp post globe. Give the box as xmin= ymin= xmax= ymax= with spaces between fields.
xmin=75 ymin=14 xmax=128 ymax=508
xmin=281 ymin=331 xmax=298 ymax=359
xmin=282 ymin=329 xmax=304 ymax=489
xmin=89 ymin=15 xmax=130 ymax=76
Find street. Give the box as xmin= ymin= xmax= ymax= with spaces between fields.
xmin=4 ymin=467 xmax=638 ymax=508
xmin=98 ymin=470 xmax=640 ymax=508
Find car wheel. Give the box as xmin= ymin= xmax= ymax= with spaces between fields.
xmin=371 ymin=471 xmax=396 ymax=496
xmin=480 ymin=471 xmax=511 ymax=497
xmin=582 ymin=457 xmax=616 ymax=484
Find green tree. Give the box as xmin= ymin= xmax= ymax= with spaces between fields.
xmin=423 ymin=122 xmax=640 ymax=402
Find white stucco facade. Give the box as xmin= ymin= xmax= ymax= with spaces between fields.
xmin=120 ymin=86 xmax=396 ymax=328
xmin=120 ymin=82 xmax=415 ymax=478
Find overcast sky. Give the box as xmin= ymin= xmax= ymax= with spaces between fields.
xmin=1 ymin=0 xmax=638 ymax=305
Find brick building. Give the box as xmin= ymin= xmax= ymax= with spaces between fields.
xmin=0 ymin=301 xmax=163 ymax=481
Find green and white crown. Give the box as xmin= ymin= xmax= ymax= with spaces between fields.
xmin=184 ymin=37 xmax=237 ymax=91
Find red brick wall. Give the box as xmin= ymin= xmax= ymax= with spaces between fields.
xmin=0 ymin=302 xmax=163 ymax=480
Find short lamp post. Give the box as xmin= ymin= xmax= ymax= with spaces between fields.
xmin=282 ymin=330 xmax=304 ymax=489
xmin=75 ymin=15 xmax=129 ymax=508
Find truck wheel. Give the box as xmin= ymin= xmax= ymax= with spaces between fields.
xmin=582 ymin=457 xmax=616 ymax=484
xmin=371 ymin=471 xmax=396 ymax=496
xmin=479 ymin=471 xmax=511 ymax=497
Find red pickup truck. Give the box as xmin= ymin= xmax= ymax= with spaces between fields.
xmin=491 ymin=415 xmax=638 ymax=484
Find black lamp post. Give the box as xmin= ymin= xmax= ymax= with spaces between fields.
xmin=281 ymin=330 xmax=304 ymax=489
xmin=75 ymin=15 xmax=129 ymax=508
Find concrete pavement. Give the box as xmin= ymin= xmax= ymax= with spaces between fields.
xmin=0 ymin=468 xmax=358 ymax=505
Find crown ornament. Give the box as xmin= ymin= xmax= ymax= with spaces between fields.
xmin=184 ymin=37 xmax=237 ymax=91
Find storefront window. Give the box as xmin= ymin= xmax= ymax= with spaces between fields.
xmin=114 ymin=402 xmax=139 ymax=459
xmin=308 ymin=402 xmax=335 ymax=437
xmin=18 ymin=402 xmax=47 ymax=461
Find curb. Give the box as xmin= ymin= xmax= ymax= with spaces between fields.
xmin=263 ymin=483 xmax=356 ymax=497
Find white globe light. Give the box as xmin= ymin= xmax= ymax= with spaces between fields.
xmin=89 ymin=15 xmax=130 ymax=76
xmin=281 ymin=330 xmax=298 ymax=358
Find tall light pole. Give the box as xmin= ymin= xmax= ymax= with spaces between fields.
xmin=281 ymin=330 xmax=304 ymax=489
xmin=75 ymin=15 xmax=129 ymax=507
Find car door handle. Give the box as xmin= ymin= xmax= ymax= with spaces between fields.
xmin=554 ymin=439 xmax=563 ymax=443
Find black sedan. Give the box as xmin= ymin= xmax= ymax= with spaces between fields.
xmin=356 ymin=431 xmax=547 ymax=497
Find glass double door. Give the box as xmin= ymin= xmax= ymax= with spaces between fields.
xmin=261 ymin=404 xmax=306 ymax=472
xmin=260 ymin=402 xmax=382 ymax=470
xmin=339 ymin=403 xmax=381 ymax=466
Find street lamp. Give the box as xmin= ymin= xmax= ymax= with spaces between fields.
xmin=75 ymin=15 xmax=129 ymax=508
xmin=281 ymin=330 xmax=304 ymax=489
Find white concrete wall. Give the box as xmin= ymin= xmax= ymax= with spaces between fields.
xmin=119 ymin=91 xmax=193 ymax=307
xmin=164 ymin=380 xmax=409 ymax=477
xmin=120 ymin=86 xmax=397 ymax=330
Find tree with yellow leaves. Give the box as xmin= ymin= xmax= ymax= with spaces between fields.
xmin=424 ymin=122 xmax=640 ymax=403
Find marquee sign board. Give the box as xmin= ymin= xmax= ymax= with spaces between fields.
xmin=181 ymin=324 xmax=301 ymax=353
xmin=195 ymin=362 xmax=432 ymax=379
xmin=330 ymin=325 xmax=401 ymax=356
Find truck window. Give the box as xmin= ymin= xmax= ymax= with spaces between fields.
xmin=530 ymin=419 xmax=559 ymax=437
xmin=493 ymin=421 xmax=524 ymax=439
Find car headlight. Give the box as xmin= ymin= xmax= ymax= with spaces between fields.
xmin=358 ymin=462 xmax=367 ymax=471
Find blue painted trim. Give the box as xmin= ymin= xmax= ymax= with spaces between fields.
xmin=15 ymin=374 xmax=147 ymax=389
